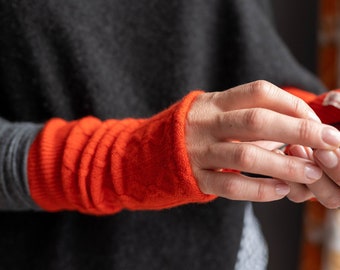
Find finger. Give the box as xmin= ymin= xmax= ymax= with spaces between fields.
xmin=314 ymin=148 xmax=340 ymax=186
xmin=287 ymin=182 xmax=314 ymax=203
xmin=275 ymin=145 xmax=315 ymax=202
xmin=199 ymin=142 xmax=323 ymax=184
xmin=289 ymin=145 xmax=340 ymax=208
xmin=197 ymin=169 xmax=290 ymax=202
xmin=307 ymin=174 xmax=340 ymax=209
xmin=211 ymin=80 xmax=321 ymax=122
xmin=210 ymin=108 xmax=340 ymax=149
xmin=286 ymin=144 xmax=313 ymax=160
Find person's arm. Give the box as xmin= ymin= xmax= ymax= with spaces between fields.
xmin=0 ymin=118 xmax=42 ymax=210
xmin=27 ymin=81 xmax=340 ymax=214
xmin=3 ymin=80 xmax=339 ymax=214
xmin=27 ymin=91 xmax=215 ymax=215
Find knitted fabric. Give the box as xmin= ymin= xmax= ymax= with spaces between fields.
xmin=0 ymin=119 xmax=41 ymax=210
xmin=28 ymin=91 xmax=215 ymax=214
xmin=0 ymin=1 xmax=326 ymax=269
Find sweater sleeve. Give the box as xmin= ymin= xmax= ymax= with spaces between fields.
xmin=27 ymin=91 xmax=216 ymax=215
xmin=0 ymin=118 xmax=42 ymax=210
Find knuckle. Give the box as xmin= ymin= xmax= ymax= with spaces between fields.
xmin=290 ymin=96 xmax=305 ymax=115
xmin=249 ymin=80 xmax=272 ymax=98
xmin=201 ymin=92 xmax=218 ymax=110
xmin=243 ymin=109 xmax=265 ymax=132
xmin=205 ymin=143 xmax=218 ymax=164
xmin=284 ymin=158 xmax=299 ymax=179
xmin=209 ymin=91 xmax=222 ymax=107
xmin=205 ymin=143 xmax=215 ymax=156
xmin=255 ymin=183 xmax=267 ymax=201
xmin=233 ymin=144 xmax=256 ymax=171
xmin=223 ymin=179 xmax=242 ymax=199
xmin=298 ymin=119 xmax=314 ymax=142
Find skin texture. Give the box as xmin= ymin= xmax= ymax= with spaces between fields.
xmin=185 ymin=80 xmax=340 ymax=204
xmin=288 ymin=145 xmax=340 ymax=209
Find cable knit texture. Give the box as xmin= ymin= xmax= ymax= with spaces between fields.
xmin=28 ymin=91 xmax=215 ymax=215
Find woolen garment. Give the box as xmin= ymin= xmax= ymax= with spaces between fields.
xmin=0 ymin=0 xmax=325 ymax=269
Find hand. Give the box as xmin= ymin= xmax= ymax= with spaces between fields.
xmin=288 ymin=145 xmax=340 ymax=209
xmin=186 ymin=80 xmax=340 ymax=202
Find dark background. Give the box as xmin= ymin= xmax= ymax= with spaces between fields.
xmin=254 ymin=1 xmax=320 ymax=270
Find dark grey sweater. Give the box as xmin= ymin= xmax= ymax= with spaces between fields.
xmin=0 ymin=0 xmax=325 ymax=269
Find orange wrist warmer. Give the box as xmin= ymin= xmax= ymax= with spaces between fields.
xmin=28 ymin=91 xmax=215 ymax=215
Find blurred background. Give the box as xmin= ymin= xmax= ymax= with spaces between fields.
xmin=254 ymin=0 xmax=340 ymax=269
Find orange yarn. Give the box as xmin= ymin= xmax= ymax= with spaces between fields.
xmin=28 ymin=91 xmax=216 ymax=215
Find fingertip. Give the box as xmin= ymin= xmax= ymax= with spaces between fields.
xmin=275 ymin=183 xmax=290 ymax=196
xmin=314 ymin=149 xmax=339 ymax=169
xmin=305 ymin=164 xmax=323 ymax=182
xmin=322 ymin=127 xmax=340 ymax=148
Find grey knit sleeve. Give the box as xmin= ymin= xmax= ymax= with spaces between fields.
xmin=0 ymin=118 xmax=42 ymax=210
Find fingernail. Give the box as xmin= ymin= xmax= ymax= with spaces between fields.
xmin=275 ymin=184 xmax=290 ymax=196
xmin=305 ymin=164 xmax=323 ymax=181
xmin=308 ymin=111 xmax=321 ymax=123
xmin=315 ymin=150 xmax=338 ymax=168
xmin=322 ymin=127 xmax=340 ymax=147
